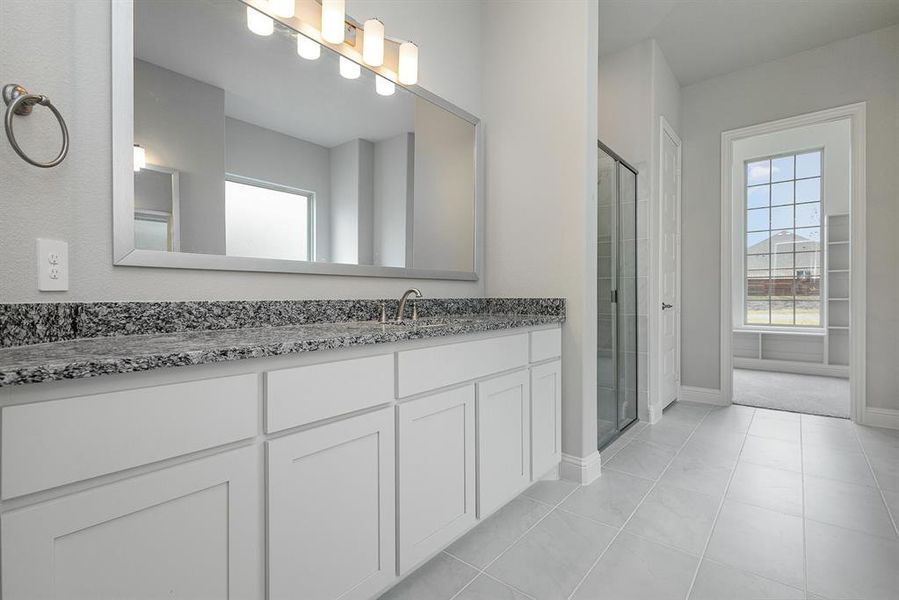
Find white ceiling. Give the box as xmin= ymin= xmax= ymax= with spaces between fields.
xmin=134 ymin=0 xmax=414 ymax=148
xmin=599 ymin=0 xmax=899 ymax=86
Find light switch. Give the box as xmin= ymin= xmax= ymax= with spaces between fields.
xmin=36 ymin=239 xmax=68 ymax=291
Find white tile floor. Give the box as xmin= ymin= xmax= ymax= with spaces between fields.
xmin=379 ymin=402 xmax=899 ymax=600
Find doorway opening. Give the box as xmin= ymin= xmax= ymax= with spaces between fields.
xmin=720 ymin=104 xmax=866 ymax=420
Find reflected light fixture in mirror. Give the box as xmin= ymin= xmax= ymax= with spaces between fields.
xmin=338 ymin=56 xmax=360 ymax=79
xmin=399 ymin=42 xmax=418 ymax=85
xmin=269 ymin=0 xmax=295 ymax=19
xmin=362 ymin=19 xmax=384 ymax=66
xmin=375 ymin=75 xmax=395 ymax=96
xmin=246 ymin=6 xmax=274 ymax=36
xmin=297 ymin=34 xmax=321 ymax=60
xmin=132 ymin=144 xmax=145 ymax=172
xmin=321 ymin=0 xmax=345 ymax=44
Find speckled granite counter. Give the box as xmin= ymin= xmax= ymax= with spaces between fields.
xmin=0 ymin=299 xmax=565 ymax=387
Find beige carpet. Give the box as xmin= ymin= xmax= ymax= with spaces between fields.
xmin=733 ymin=368 xmax=850 ymax=418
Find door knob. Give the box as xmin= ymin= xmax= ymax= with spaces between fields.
xmin=662 ymin=302 xmax=673 ymax=310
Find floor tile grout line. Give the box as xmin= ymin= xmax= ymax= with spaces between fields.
xmin=441 ymin=552 xmax=539 ymax=600
xmin=682 ymin=407 xmax=757 ymax=600
xmin=799 ymin=405 xmax=809 ymax=596
xmin=565 ymin=407 xmax=715 ymax=600
xmin=445 ymin=482 xmax=582 ymax=600
xmin=849 ymin=425 xmax=899 ymax=538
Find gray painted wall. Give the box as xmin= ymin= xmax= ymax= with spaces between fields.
xmin=134 ymin=59 xmax=225 ymax=255
xmin=412 ymin=97 xmax=475 ymax=272
xmin=681 ymin=24 xmax=899 ymax=410
xmin=373 ymin=133 xmax=414 ymax=268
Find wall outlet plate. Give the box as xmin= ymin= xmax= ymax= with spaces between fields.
xmin=36 ymin=238 xmax=69 ymax=292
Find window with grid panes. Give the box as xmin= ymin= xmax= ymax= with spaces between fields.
xmin=744 ymin=150 xmax=823 ymax=327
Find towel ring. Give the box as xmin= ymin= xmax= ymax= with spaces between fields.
xmin=3 ymin=83 xmax=69 ymax=168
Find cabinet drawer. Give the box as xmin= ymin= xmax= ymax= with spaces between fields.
xmin=397 ymin=334 xmax=528 ymax=397
xmin=265 ymin=354 xmax=394 ymax=433
xmin=530 ymin=327 xmax=562 ymax=363
xmin=1 ymin=374 xmax=258 ymax=499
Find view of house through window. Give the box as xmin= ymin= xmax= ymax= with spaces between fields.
xmin=745 ymin=150 xmax=823 ymax=326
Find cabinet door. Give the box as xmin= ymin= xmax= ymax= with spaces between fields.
xmin=397 ymin=385 xmax=476 ymax=573
xmin=268 ymin=408 xmax=395 ymax=600
xmin=531 ymin=360 xmax=562 ymax=479
xmin=2 ymin=447 xmax=262 ymax=600
xmin=476 ymin=370 xmax=531 ymax=518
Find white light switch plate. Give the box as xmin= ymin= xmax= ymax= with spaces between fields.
xmin=36 ymin=239 xmax=69 ymax=291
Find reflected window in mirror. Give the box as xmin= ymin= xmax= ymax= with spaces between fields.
xmin=225 ymin=178 xmax=313 ymax=262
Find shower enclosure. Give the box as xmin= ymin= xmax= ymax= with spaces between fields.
xmin=597 ymin=141 xmax=639 ymax=450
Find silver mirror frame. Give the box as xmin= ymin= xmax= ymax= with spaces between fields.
xmin=111 ymin=0 xmax=482 ymax=281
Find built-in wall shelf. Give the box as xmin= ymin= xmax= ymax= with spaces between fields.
xmin=733 ymin=213 xmax=850 ymax=377
xmin=826 ymin=213 xmax=850 ymax=367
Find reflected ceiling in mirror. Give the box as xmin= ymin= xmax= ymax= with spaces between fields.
xmin=122 ymin=0 xmax=478 ymax=279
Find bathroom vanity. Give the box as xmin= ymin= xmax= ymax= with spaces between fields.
xmin=0 ymin=299 xmax=563 ymax=599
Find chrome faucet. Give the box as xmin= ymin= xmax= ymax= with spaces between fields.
xmin=395 ymin=288 xmax=422 ymax=323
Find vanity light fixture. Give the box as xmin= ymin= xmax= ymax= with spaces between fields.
xmin=246 ymin=5 xmax=274 ymax=36
xmin=133 ymin=145 xmax=146 ymax=172
xmin=321 ymin=0 xmax=345 ymax=44
xmin=362 ymin=19 xmax=384 ymax=67
xmin=338 ymin=56 xmax=360 ymax=79
xmin=297 ymin=35 xmax=321 ymax=60
xmin=375 ymin=75 xmax=395 ymax=96
xmin=398 ymin=42 xmax=419 ymax=85
xmin=269 ymin=0 xmax=295 ymax=18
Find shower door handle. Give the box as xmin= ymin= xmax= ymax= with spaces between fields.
xmin=662 ymin=302 xmax=673 ymax=310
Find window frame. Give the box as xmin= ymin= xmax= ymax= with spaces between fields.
xmin=739 ymin=147 xmax=826 ymax=332
xmin=224 ymin=174 xmax=316 ymax=262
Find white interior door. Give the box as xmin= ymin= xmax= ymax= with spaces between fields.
xmin=660 ymin=118 xmax=682 ymax=408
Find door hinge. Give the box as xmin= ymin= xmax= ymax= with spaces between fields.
xmin=611 ymin=289 xmax=618 ymax=304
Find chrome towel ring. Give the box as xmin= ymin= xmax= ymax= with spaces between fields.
xmin=3 ymin=83 xmax=69 ymax=168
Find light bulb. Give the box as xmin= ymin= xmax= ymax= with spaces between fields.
xmin=246 ymin=6 xmax=273 ymax=36
xmin=133 ymin=145 xmax=146 ymax=172
xmin=297 ymin=35 xmax=321 ymax=60
xmin=362 ymin=19 xmax=384 ymax=67
xmin=375 ymin=75 xmax=395 ymax=96
xmin=269 ymin=0 xmax=294 ymax=18
xmin=398 ymin=42 xmax=418 ymax=85
xmin=339 ymin=56 xmax=360 ymax=79
xmin=321 ymin=0 xmax=345 ymax=44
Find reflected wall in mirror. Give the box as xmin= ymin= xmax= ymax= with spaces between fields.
xmin=123 ymin=0 xmax=478 ymax=278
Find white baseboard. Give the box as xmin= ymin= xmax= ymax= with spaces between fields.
xmin=733 ymin=357 xmax=849 ymax=378
xmin=678 ymin=385 xmax=728 ymax=406
xmin=560 ymin=451 xmax=602 ymax=485
xmin=862 ymin=407 xmax=899 ymax=430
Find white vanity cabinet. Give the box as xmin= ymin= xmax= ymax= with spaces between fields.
xmin=0 ymin=323 xmax=563 ymax=600
xmin=476 ymin=370 xmax=532 ymax=517
xmin=267 ymin=407 xmax=396 ymax=600
xmin=1 ymin=447 xmax=263 ymax=600
xmin=397 ymin=385 xmax=477 ymax=573
xmin=530 ymin=360 xmax=563 ymax=479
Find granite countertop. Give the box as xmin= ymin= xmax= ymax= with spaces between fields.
xmin=0 ymin=313 xmax=564 ymax=387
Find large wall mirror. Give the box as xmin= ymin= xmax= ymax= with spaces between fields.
xmin=112 ymin=0 xmax=480 ymax=280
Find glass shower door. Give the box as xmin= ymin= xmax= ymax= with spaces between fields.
xmin=597 ymin=142 xmax=638 ymax=450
